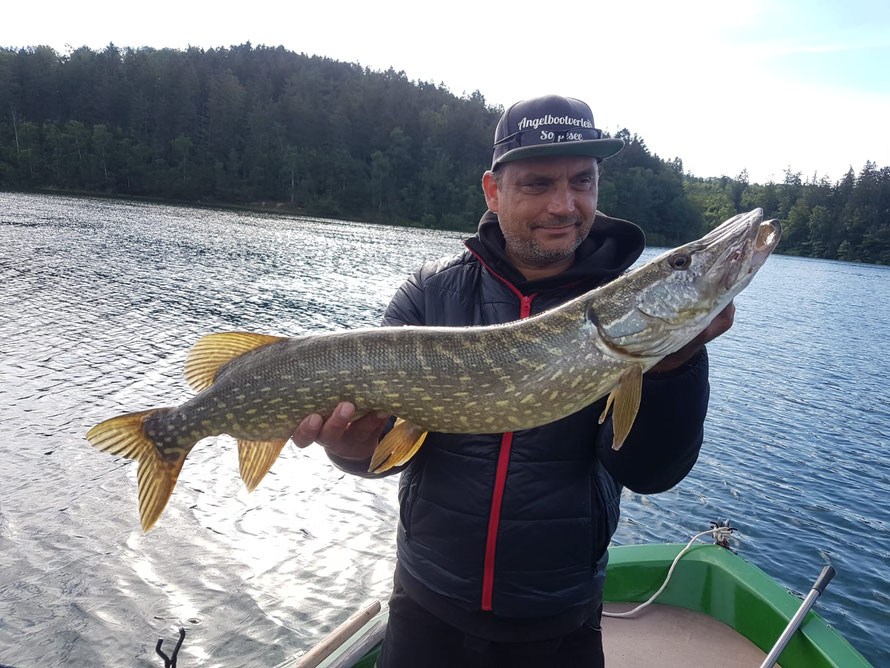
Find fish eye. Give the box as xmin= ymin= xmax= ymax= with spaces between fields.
xmin=668 ymin=252 xmax=692 ymax=270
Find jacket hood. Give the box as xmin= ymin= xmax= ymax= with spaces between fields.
xmin=464 ymin=209 xmax=646 ymax=293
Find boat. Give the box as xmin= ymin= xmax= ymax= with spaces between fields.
xmin=599 ymin=542 xmax=869 ymax=667
xmin=279 ymin=540 xmax=871 ymax=668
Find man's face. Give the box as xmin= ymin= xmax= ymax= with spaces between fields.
xmin=482 ymin=156 xmax=599 ymax=270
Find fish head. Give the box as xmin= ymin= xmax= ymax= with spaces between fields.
xmin=589 ymin=208 xmax=781 ymax=360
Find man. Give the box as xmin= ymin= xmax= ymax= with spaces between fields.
xmin=293 ymin=95 xmax=732 ymax=667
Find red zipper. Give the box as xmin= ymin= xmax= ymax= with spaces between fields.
xmin=481 ymin=431 xmax=514 ymax=610
xmin=519 ymin=295 xmax=533 ymax=319
xmin=464 ymin=242 xmax=539 ymax=611
xmin=465 ymin=243 xmax=596 ymax=610
xmin=473 ymin=263 xmax=535 ymax=610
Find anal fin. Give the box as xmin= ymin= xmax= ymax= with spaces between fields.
xmin=369 ymin=419 xmax=427 ymax=473
xmin=238 ymin=439 xmax=288 ymax=491
xmin=598 ymin=365 xmax=643 ymax=451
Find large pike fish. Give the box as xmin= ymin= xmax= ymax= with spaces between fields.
xmin=87 ymin=209 xmax=780 ymax=531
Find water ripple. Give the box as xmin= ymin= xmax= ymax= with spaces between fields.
xmin=1 ymin=192 xmax=887 ymax=666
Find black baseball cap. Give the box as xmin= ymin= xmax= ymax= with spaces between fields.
xmin=491 ymin=95 xmax=624 ymax=170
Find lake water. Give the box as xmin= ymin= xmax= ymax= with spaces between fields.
xmin=0 ymin=192 xmax=887 ymax=667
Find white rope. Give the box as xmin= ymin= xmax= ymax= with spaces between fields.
xmin=603 ymin=525 xmax=736 ymax=619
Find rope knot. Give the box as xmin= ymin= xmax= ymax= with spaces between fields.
xmin=710 ymin=519 xmax=737 ymax=548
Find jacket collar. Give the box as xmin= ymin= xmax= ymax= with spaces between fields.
xmin=464 ymin=210 xmax=645 ymax=293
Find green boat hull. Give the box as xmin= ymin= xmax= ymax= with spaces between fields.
xmin=604 ymin=544 xmax=869 ymax=667
xmin=304 ymin=544 xmax=869 ymax=668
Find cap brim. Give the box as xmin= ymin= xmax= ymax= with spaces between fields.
xmin=494 ymin=138 xmax=625 ymax=167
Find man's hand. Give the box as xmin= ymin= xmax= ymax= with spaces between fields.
xmin=647 ymin=301 xmax=735 ymax=375
xmin=292 ymin=402 xmax=391 ymax=461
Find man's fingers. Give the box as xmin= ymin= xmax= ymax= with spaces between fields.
xmin=648 ymin=301 xmax=737 ymax=375
xmin=702 ymin=301 xmax=735 ymax=344
xmin=292 ymin=413 xmax=323 ymax=448
xmin=716 ymin=301 xmax=735 ymax=334
xmin=317 ymin=402 xmax=356 ymax=443
xmin=292 ymin=403 xmax=354 ymax=448
xmin=349 ymin=411 xmax=392 ymax=443
xmin=292 ymin=404 xmax=390 ymax=456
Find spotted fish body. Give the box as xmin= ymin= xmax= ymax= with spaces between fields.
xmin=173 ymin=306 xmax=624 ymax=440
xmin=86 ymin=209 xmax=781 ymax=531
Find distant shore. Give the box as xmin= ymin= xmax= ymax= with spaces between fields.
xmin=6 ymin=187 xmax=438 ymax=230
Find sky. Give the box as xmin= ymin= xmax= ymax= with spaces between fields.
xmin=3 ymin=0 xmax=889 ymax=184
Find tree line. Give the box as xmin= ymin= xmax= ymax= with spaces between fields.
xmin=684 ymin=166 xmax=890 ymax=264
xmin=0 ymin=44 xmax=887 ymax=263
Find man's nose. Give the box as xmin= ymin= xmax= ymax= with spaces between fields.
xmin=546 ymin=181 xmax=575 ymax=216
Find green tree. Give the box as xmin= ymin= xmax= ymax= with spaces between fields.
xmin=806 ymin=205 xmax=833 ymax=257
xmin=783 ymin=201 xmax=811 ymax=254
xmin=1 ymin=43 xmax=887 ymax=264
xmin=91 ymin=124 xmax=114 ymax=186
xmin=171 ymin=133 xmax=193 ymax=183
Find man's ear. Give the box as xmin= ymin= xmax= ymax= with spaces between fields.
xmin=482 ymin=171 xmax=499 ymax=213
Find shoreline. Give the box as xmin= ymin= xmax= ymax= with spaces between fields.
xmin=2 ymin=187 xmax=447 ymax=231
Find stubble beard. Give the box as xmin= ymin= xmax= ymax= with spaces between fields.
xmin=506 ymin=220 xmax=587 ymax=268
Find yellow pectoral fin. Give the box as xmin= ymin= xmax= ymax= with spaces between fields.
xmin=238 ymin=439 xmax=289 ymax=492
xmin=608 ymin=365 xmax=643 ymax=451
xmin=184 ymin=332 xmax=285 ymax=392
xmin=369 ymin=419 xmax=428 ymax=473
xmin=598 ymin=392 xmax=615 ymax=425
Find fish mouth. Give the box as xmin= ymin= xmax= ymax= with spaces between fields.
xmin=751 ymin=218 xmax=781 ymax=268
xmin=710 ymin=212 xmax=781 ymax=292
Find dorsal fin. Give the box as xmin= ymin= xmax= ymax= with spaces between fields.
xmin=184 ymin=332 xmax=285 ymax=391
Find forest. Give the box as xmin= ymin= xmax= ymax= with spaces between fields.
xmin=1 ymin=44 xmax=888 ymax=264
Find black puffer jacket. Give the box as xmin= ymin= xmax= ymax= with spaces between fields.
xmin=338 ymin=211 xmax=710 ymax=640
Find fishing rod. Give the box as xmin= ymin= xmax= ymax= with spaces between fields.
xmin=759 ymin=565 xmax=836 ymax=668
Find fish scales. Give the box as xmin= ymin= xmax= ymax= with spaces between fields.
xmin=86 ymin=209 xmax=781 ymax=531
xmin=155 ymin=307 xmax=620 ymax=448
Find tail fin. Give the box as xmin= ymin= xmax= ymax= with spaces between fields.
xmin=85 ymin=408 xmax=184 ymax=532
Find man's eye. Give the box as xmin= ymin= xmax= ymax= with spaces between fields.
xmin=520 ymin=182 xmax=548 ymax=192
xmin=572 ymin=177 xmax=594 ymax=189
